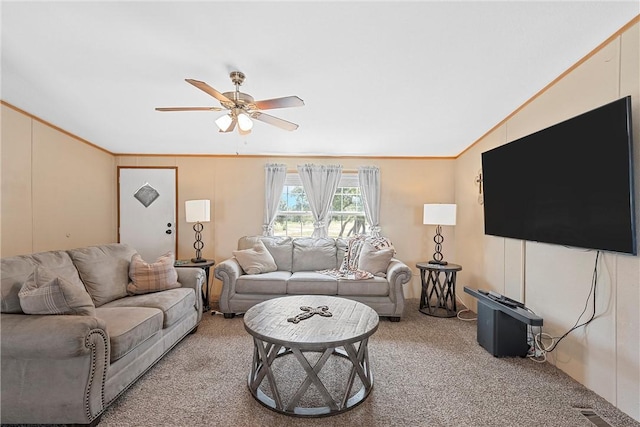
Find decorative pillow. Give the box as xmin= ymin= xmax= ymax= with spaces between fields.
xmin=127 ymin=252 xmax=180 ymax=295
xmin=238 ymin=236 xmax=293 ymax=271
xmin=18 ymin=266 xmax=96 ymax=316
xmin=357 ymin=241 xmax=395 ymax=277
xmin=233 ymin=241 xmax=277 ymax=275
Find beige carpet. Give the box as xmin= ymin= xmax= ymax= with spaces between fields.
xmin=99 ymin=299 xmax=639 ymax=427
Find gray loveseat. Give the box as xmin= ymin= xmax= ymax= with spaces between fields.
xmin=0 ymin=243 xmax=204 ymax=426
xmin=214 ymin=236 xmax=412 ymax=321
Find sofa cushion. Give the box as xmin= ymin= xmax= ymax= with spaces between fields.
xmin=103 ymin=287 xmax=195 ymax=328
xmin=287 ymin=272 xmax=338 ymax=295
xmin=127 ymin=252 xmax=180 ymax=295
xmin=236 ymin=271 xmax=290 ymax=294
xmin=338 ymin=276 xmax=389 ymax=296
xmin=18 ymin=267 xmax=96 ymax=316
xmin=95 ymin=306 xmax=163 ymax=362
xmin=31 ymin=250 xmax=88 ymax=289
xmin=1 ymin=256 xmax=36 ymax=313
xmin=2 ymin=251 xmax=86 ymax=314
xmin=291 ymin=238 xmax=337 ymax=272
xmin=262 ymin=237 xmax=294 ymax=271
xmin=68 ymin=244 xmax=137 ymax=307
xmin=357 ymin=241 xmax=395 ymax=277
xmin=233 ymin=241 xmax=277 ymax=275
xmin=238 ymin=236 xmax=293 ymax=271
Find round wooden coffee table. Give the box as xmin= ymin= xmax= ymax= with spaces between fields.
xmin=243 ymin=295 xmax=379 ymax=417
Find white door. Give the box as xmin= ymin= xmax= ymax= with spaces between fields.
xmin=118 ymin=167 xmax=177 ymax=261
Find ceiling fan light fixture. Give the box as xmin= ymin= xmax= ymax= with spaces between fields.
xmin=215 ymin=114 xmax=233 ymax=131
xmin=158 ymin=72 xmax=303 ymax=133
xmin=237 ymin=112 xmax=253 ymax=131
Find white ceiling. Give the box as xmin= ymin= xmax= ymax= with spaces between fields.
xmin=2 ymin=1 xmax=638 ymax=157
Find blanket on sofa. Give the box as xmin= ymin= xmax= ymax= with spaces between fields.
xmin=321 ymin=235 xmax=395 ymax=280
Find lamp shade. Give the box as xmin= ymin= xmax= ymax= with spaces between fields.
xmin=237 ymin=112 xmax=253 ymax=131
xmin=215 ymin=114 xmax=233 ymax=132
xmin=423 ymin=204 xmax=456 ymax=226
xmin=185 ymin=200 xmax=210 ymax=223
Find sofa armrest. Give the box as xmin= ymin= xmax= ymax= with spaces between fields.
xmin=176 ymin=267 xmax=205 ymax=321
xmin=214 ymin=257 xmax=243 ymax=313
xmin=1 ymin=313 xmax=109 ymax=424
xmin=1 ymin=313 xmax=107 ymax=358
xmin=386 ymin=258 xmax=412 ymax=305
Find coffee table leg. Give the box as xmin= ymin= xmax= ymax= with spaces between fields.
xmin=286 ymin=348 xmax=337 ymax=412
xmin=248 ymin=338 xmax=374 ymax=417
xmin=342 ymin=339 xmax=372 ymax=397
xmin=249 ymin=338 xmax=284 ymax=410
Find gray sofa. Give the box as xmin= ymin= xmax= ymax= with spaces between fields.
xmin=0 ymin=243 xmax=204 ymax=426
xmin=214 ymin=236 xmax=412 ymax=321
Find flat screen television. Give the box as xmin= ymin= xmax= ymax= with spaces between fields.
xmin=481 ymin=96 xmax=636 ymax=255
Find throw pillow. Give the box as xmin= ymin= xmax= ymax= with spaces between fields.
xmin=18 ymin=266 xmax=96 ymax=316
xmin=233 ymin=240 xmax=277 ymax=275
xmin=357 ymin=241 xmax=395 ymax=277
xmin=127 ymin=252 xmax=180 ymax=295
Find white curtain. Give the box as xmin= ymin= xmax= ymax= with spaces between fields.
xmin=297 ymin=164 xmax=343 ymax=238
xmin=263 ymin=163 xmax=287 ymax=236
xmin=358 ymin=166 xmax=381 ymax=237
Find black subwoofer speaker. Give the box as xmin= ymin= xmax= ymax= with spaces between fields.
xmin=477 ymin=301 xmax=529 ymax=357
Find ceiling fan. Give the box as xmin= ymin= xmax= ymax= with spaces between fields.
xmin=155 ymin=71 xmax=304 ymax=135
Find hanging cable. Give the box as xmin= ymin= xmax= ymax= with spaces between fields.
xmin=533 ymin=251 xmax=601 ymax=355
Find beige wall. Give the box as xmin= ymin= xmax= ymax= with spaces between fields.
xmin=116 ymin=155 xmax=456 ymax=299
xmin=455 ymin=21 xmax=640 ymax=421
xmin=1 ymin=104 xmax=117 ymax=256
xmin=1 ymin=17 xmax=638 ymax=423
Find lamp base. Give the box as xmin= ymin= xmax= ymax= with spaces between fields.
xmin=191 ymin=257 xmax=207 ymax=263
xmin=428 ymin=259 xmax=448 ymax=266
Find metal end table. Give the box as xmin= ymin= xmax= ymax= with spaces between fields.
xmin=174 ymin=259 xmax=215 ymax=311
xmin=416 ymin=262 xmax=462 ymax=318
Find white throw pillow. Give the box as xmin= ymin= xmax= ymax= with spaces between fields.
xmin=357 ymin=241 xmax=395 ymax=277
xmin=233 ymin=241 xmax=277 ymax=275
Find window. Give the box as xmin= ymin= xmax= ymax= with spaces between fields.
xmin=273 ymin=173 xmax=368 ymax=238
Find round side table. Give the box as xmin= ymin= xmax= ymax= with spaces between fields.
xmin=416 ymin=262 xmax=462 ymax=318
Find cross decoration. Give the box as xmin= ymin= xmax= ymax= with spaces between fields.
xmin=287 ymin=305 xmax=332 ymax=324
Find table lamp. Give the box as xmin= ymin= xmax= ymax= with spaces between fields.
xmin=185 ymin=199 xmax=210 ymax=263
xmin=423 ymin=204 xmax=456 ymax=265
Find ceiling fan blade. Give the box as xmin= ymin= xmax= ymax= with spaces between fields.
xmin=155 ymin=107 xmax=224 ymax=112
xmin=186 ymin=79 xmax=233 ymax=104
xmin=252 ymin=112 xmax=299 ymax=131
xmin=254 ymin=96 xmax=304 ymax=110
xmin=219 ymin=117 xmax=237 ymax=133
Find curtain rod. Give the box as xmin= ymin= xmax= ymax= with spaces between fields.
xmin=287 ymin=168 xmax=359 ymax=173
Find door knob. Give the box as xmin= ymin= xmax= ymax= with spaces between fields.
xmin=166 ymin=230 xmax=172 ymax=234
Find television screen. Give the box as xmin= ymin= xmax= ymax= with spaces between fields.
xmin=481 ymin=96 xmax=636 ymax=255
